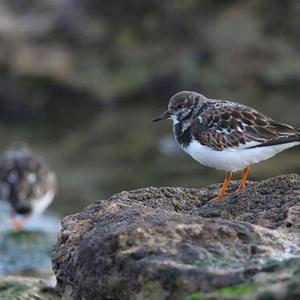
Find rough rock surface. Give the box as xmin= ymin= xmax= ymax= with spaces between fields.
xmin=52 ymin=174 xmax=300 ymax=300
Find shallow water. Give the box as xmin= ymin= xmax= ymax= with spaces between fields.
xmin=0 ymin=212 xmax=60 ymax=276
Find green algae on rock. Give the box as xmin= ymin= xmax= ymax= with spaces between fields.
xmin=185 ymin=258 xmax=300 ymax=300
xmin=0 ymin=276 xmax=59 ymax=300
xmin=184 ymin=283 xmax=257 ymax=300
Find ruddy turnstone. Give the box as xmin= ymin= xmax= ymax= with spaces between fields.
xmin=154 ymin=91 xmax=300 ymax=201
xmin=0 ymin=145 xmax=57 ymax=229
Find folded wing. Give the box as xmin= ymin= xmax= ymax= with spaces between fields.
xmin=192 ymin=101 xmax=300 ymax=151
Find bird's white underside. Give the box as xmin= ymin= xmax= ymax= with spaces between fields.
xmin=182 ymin=140 xmax=300 ymax=172
xmin=32 ymin=190 xmax=55 ymax=216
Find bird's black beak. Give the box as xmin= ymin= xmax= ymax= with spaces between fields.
xmin=153 ymin=111 xmax=172 ymax=122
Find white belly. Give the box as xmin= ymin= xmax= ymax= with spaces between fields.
xmin=32 ymin=190 xmax=55 ymax=216
xmin=182 ymin=140 xmax=300 ymax=172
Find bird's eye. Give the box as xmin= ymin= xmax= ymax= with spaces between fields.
xmin=177 ymin=105 xmax=183 ymax=109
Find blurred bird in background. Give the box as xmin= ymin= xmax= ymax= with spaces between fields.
xmin=0 ymin=145 xmax=57 ymax=230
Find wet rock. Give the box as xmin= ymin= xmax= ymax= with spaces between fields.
xmin=0 ymin=276 xmax=59 ymax=300
xmin=52 ymin=174 xmax=300 ymax=300
xmin=185 ymin=258 xmax=300 ymax=300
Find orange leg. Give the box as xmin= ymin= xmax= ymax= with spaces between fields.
xmin=10 ymin=213 xmax=27 ymax=231
xmin=210 ymin=171 xmax=233 ymax=203
xmin=236 ymin=165 xmax=250 ymax=192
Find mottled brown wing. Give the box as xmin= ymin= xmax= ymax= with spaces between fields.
xmin=192 ymin=101 xmax=300 ymax=151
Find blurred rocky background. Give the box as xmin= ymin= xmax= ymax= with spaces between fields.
xmin=0 ymin=0 xmax=299 ymax=216
xmin=1 ymin=1 xmax=300 ymax=297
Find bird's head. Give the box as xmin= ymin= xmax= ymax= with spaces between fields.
xmin=153 ymin=91 xmax=207 ymax=123
xmin=3 ymin=169 xmax=35 ymax=216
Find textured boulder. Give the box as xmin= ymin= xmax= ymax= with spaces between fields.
xmin=52 ymin=174 xmax=300 ymax=300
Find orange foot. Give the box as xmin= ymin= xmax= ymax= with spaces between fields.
xmin=11 ymin=215 xmax=27 ymax=230
xmin=209 ymin=171 xmax=233 ymax=203
xmin=235 ymin=165 xmax=250 ymax=193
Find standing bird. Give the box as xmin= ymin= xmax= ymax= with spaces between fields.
xmin=153 ymin=91 xmax=300 ymax=201
xmin=0 ymin=145 xmax=57 ymax=229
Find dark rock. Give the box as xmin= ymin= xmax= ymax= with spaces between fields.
xmin=52 ymin=174 xmax=300 ymax=300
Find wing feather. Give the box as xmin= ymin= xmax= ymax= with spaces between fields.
xmin=192 ymin=100 xmax=300 ymax=151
